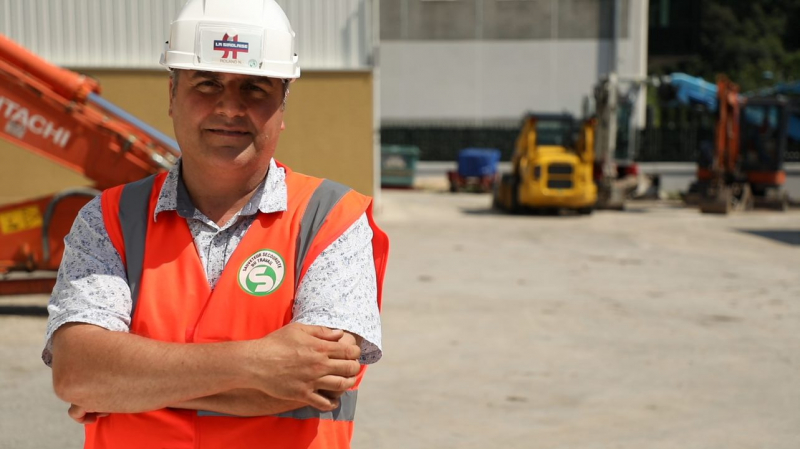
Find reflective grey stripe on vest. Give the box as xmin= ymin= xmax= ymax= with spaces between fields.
xmin=118 ymin=175 xmax=156 ymax=313
xmin=294 ymin=179 xmax=351 ymax=287
xmin=197 ymin=389 xmax=358 ymax=421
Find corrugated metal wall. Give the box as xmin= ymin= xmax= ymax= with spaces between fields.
xmin=0 ymin=0 xmax=373 ymax=70
xmin=276 ymin=0 xmax=373 ymax=69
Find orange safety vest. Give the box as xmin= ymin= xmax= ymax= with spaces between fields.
xmin=89 ymin=162 xmax=389 ymax=449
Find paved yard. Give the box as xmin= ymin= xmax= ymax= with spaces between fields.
xmin=1 ymin=190 xmax=798 ymax=448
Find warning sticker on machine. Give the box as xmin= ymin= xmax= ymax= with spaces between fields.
xmin=0 ymin=206 xmax=43 ymax=234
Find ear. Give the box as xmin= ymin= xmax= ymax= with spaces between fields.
xmin=280 ymin=120 xmax=286 ymax=131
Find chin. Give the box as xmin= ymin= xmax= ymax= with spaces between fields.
xmin=210 ymin=146 xmax=272 ymax=168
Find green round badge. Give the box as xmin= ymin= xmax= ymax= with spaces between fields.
xmin=238 ymin=250 xmax=285 ymax=296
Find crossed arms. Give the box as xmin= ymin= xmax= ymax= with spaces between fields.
xmin=48 ymin=197 xmax=377 ymax=423
xmin=51 ymin=322 xmax=363 ymax=423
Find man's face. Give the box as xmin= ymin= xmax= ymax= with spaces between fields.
xmin=169 ymin=69 xmax=286 ymax=168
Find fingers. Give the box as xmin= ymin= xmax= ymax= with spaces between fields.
xmin=325 ymin=358 xmax=362 ymax=378
xmin=68 ymin=405 xmax=108 ymax=424
xmin=304 ymin=392 xmax=341 ymax=412
xmin=300 ymin=325 xmax=343 ymax=342
xmin=319 ymin=339 xmax=362 ymax=361
xmin=315 ymin=374 xmax=357 ymax=393
xmin=290 ymin=324 xmax=362 ymax=359
xmin=253 ymin=324 xmax=363 ymax=404
xmin=68 ymin=404 xmax=86 ymax=423
xmin=337 ymin=331 xmax=362 ymax=347
xmin=318 ymin=389 xmax=346 ymax=400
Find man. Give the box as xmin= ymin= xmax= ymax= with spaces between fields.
xmin=42 ymin=0 xmax=389 ymax=448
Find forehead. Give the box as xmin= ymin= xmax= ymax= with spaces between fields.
xmin=181 ymin=69 xmax=282 ymax=86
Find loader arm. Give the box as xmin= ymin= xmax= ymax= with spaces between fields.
xmin=0 ymin=34 xmax=180 ymax=294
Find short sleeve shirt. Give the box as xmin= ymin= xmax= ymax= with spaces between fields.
xmin=43 ymin=159 xmax=382 ymax=365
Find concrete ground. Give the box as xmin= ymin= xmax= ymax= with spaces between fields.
xmin=1 ymin=189 xmax=799 ymax=449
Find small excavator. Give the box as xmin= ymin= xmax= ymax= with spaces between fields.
xmin=592 ymin=73 xmax=650 ymax=210
xmin=0 ymin=34 xmax=180 ymax=295
xmin=670 ymin=74 xmax=793 ymax=213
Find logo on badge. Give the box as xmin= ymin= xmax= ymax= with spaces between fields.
xmin=238 ymin=250 xmax=285 ymax=296
xmin=213 ymin=33 xmax=250 ymax=60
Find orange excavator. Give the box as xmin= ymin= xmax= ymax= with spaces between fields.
xmin=695 ymin=75 xmax=751 ymax=213
xmin=0 ymin=34 xmax=180 ymax=295
xmin=670 ymin=73 xmax=792 ymax=213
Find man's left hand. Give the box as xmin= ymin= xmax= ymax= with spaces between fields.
xmin=318 ymin=331 xmax=362 ymax=402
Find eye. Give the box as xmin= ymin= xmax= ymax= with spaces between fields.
xmin=195 ymin=80 xmax=221 ymax=92
xmin=245 ymin=83 xmax=267 ymax=93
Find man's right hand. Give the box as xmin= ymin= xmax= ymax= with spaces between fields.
xmin=242 ymin=323 xmax=361 ymax=411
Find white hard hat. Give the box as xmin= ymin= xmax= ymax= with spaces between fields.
xmin=160 ymin=0 xmax=300 ymax=79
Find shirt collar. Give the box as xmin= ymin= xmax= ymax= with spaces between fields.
xmin=153 ymin=158 xmax=288 ymax=222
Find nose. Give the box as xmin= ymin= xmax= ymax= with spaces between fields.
xmin=214 ymin=87 xmax=247 ymax=118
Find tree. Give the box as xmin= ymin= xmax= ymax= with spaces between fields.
xmin=657 ymin=0 xmax=800 ymax=92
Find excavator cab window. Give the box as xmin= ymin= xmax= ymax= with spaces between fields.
xmin=740 ymin=101 xmax=786 ymax=172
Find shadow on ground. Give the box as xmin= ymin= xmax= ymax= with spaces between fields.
xmin=460 ymin=207 xmax=593 ymax=217
xmin=0 ymin=305 xmax=48 ymax=316
xmin=738 ymin=229 xmax=800 ymax=246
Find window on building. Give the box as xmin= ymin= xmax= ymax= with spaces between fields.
xmin=483 ymin=0 xmax=552 ymax=40
xmin=408 ymin=0 xmax=478 ymax=39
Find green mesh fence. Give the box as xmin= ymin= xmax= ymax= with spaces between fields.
xmin=381 ymin=111 xmax=800 ymax=163
xmin=381 ymin=125 xmax=519 ymax=162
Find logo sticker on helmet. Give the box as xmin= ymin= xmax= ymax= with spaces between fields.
xmin=196 ymin=26 xmax=265 ymax=71
xmin=214 ymin=33 xmax=249 ymax=59
xmin=238 ymin=250 xmax=286 ymax=296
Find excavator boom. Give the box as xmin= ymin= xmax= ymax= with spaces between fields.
xmin=0 ymin=34 xmax=180 ymax=293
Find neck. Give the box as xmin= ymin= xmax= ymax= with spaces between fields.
xmin=180 ymin=157 xmax=269 ymax=226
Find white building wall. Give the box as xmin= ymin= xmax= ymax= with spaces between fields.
xmin=0 ymin=0 xmax=373 ymax=70
xmin=276 ymin=0 xmax=374 ymax=70
xmin=381 ymin=0 xmax=648 ymax=122
xmin=382 ymin=39 xmax=640 ymax=121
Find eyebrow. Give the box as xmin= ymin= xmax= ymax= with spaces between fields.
xmin=192 ymin=71 xmax=222 ymax=81
xmin=191 ymin=71 xmax=277 ymax=88
xmin=245 ymin=77 xmax=278 ymax=88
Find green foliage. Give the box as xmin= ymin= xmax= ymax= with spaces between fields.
xmin=658 ymin=0 xmax=800 ymax=91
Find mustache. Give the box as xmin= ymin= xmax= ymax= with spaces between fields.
xmin=204 ymin=119 xmax=251 ymax=130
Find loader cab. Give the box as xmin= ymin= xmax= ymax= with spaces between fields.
xmin=513 ymin=113 xmax=579 ymax=168
xmin=533 ymin=114 xmax=578 ymax=147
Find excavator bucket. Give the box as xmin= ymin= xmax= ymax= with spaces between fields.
xmin=699 ymin=188 xmax=732 ymax=214
xmin=699 ymin=183 xmax=753 ymax=215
